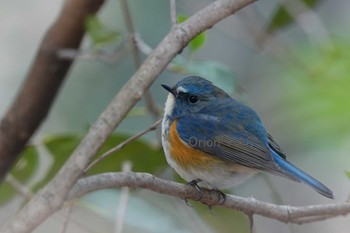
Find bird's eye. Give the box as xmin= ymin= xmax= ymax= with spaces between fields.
xmin=187 ymin=95 xmax=199 ymax=104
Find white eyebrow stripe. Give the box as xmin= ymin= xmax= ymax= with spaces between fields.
xmin=176 ymin=86 xmax=188 ymax=93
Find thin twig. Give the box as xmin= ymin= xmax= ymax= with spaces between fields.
xmin=134 ymin=34 xmax=153 ymax=55
xmin=170 ymin=0 xmax=177 ymax=26
xmin=84 ymin=119 xmax=162 ymax=173
xmin=60 ymin=200 xmax=76 ymax=233
xmin=292 ymin=214 xmax=335 ymax=224
xmin=119 ymin=0 xmax=162 ymax=120
xmin=248 ymin=214 xmax=254 ymax=233
xmin=5 ymin=174 xmax=34 ymax=201
xmin=134 ymin=34 xmax=192 ymax=75
xmin=135 ymin=35 xmax=177 ymax=71
xmin=119 ymin=0 xmax=140 ymax=67
xmin=57 ymin=39 xmax=129 ymax=63
xmin=114 ymin=161 xmax=132 ymax=233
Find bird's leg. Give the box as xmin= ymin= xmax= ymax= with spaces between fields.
xmin=184 ymin=179 xmax=226 ymax=208
xmin=187 ymin=179 xmax=203 ymax=194
xmin=184 ymin=179 xmax=203 ymax=206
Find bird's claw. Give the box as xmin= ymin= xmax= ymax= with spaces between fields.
xmin=184 ymin=179 xmax=203 ymax=205
xmin=184 ymin=179 xmax=226 ymax=208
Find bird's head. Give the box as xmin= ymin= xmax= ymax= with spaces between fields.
xmin=162 ymin=76 xmax=230 ymax=118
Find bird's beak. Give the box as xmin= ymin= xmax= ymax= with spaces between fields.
xmin=161 ymin=84 xmax=176 ymax=96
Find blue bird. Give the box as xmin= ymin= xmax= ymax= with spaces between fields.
xmin=161 ymin=76 xmax=333 ymax=199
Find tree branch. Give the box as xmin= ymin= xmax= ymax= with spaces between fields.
xmin=119 ymin=0 xmax=162 ymax=120
xmin=170 ymin=0 xmax=177 ymax=26
xmin=68 ymin=172 xmax=350 ymax=224
xmin=0 ymin=0 xmax=105 ymax=181
xmin=0 ymin=1 xmax=256 ymax=232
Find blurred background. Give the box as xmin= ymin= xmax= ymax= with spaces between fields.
xmin=1 ymin=0 xmax=350 ymax=232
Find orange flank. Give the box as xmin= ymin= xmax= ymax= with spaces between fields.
xmin=169 ymin=120 xmax=220 ymax=169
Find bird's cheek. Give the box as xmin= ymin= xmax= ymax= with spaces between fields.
xmin=173 ymin=105 xmax=184 ymax=116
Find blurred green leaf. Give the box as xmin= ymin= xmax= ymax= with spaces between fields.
xmin=177 ymin=15 xmax=206 ymax=53
xmin=127 ymin=107 xmax=148 ymax=117
xmin=12 ymin=146 xmax=39 ymax=181
xmin=189 ymin=33 xmax=206 ymax=53
xmin=32 ymin=134 xmax=82 ymax=192
xmin=193 ymin=203 xmax=249 ymax=233
xmin=86 ymin=134 xmax=166 ymax=175
xmin=0 ymin=146 xmax=39 ymax=204
xmin=345 ymin=171 xmax=350 ymax=180
xmin=32 ymin=133 xmax=166 ymax=192
xmin=177 ymin=15 xmax=188 ymax=24
xmin=0 ymin=183 xmax=15 ymax=205
xmin=85 ymin=14 xmax=120 ymax=48
xmin=267 ymin=0 xmax=320 ymax=32
xmin=280 ymin=39 xmax=350 ymax=146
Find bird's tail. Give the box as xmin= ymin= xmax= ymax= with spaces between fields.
xmin=271 ymin=151 xmax=334 ymax=199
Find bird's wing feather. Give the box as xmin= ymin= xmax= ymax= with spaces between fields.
xmin=267 ymin=133 xmax=286 ymax=159
xmin=177 ymin=112 xmax=288 ymax=176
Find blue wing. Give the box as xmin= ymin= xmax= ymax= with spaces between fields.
xmin=176 ymin=101 xmax=292 ymax=179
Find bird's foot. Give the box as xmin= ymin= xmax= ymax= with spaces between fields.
xmin=184 ymin=179 xmax=203 ymax=206
xmin=212 ymin=188 xmax=226 ymax=205
xmin=184 ymin=179 xmax=226 ymax=209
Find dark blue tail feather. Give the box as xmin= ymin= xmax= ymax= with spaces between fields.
xmin=271 ymin=150 xmax=334 ymax=199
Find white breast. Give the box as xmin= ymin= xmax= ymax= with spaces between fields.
xmin=162 ymin=93 xmax=189 ymax=179
xmin=162 ymin=93 xmax=174 ymax=154
xmin=163 ymin=93 xmax=175 ymax=117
